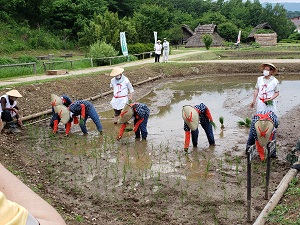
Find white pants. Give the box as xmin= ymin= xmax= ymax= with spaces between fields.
xmin=163 ymin=50 xmax=169 ymax=62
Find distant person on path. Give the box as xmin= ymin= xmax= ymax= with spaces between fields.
xmin=162 ymin=38 xmax=170 ymax=63
xmin=110 ymin=67 xmax=134 ymax=124
xmin=50 ymin=94 xmax=73 ymax=134
xmin=250 ymin=63 xmax=279 ymax=113
xmin=154 ymin=40 xmax=162 ymax=62
xmin=246 ymin=110 xmax=279 ymax=160
xmin=117 ymin=103 xmax=150 ymax=141
xmin=0 ymin=89 xmax=23 ymax=133
xmin=0 ymin=163 xmax=66 ymax=225
xmin=182 ymin=103 xmax=215 ymax=152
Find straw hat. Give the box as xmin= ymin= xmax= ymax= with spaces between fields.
xmin=6 ymin=90 xmax=22 ymax=98
xmin=110 ymin=67 xmax=124 ymax=77
xmin=259 ymin=63 xmax=278 ymax=75
xmin=182 ymin=105 xmax=199 ymax=131
xmin=51 ymin=94 xmax=63 ymax=106
xmin=157 ymin=40 xmax=161 ymax=43
xmin=54 ymin=105 xmax=70 ymax=124
xmin=118 ymin=104 xmax=134 ymax=124
xmin=254 ymin=120 xmax=274 ymax=147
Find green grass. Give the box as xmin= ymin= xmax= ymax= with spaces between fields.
xmin=266 ymin=178 xmax=300 ymax=225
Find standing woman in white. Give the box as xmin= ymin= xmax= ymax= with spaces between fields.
xmin=250 ymin=63 xmax=279 ymax=113
xmin=162 ymin=38 xmax=170 ymax=62
xmin=110 ymin=67 xmax=134 ymax=124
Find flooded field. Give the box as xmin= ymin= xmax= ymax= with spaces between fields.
xmin=27 ymin=74 xmax=300 ymax=224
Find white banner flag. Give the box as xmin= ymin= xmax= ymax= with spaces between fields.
xmin=154 ymin=31 xmax=157 ymax=44
xmin=120 ymin=32 xmax=128 ymax=56
xmin=237 ymin=30 xmax=241 ymax=44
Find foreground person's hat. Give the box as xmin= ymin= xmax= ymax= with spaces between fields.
xmin=6 ymin=90 xmax=22 ymax=98
xmin=254 ymin=120 xmax=274 ymax=147
xmin=54 ymin=105 xmax=70 ymax=124
xmin=51 ymin=94 xmax=63 ymax=106
xmin=259 ymin=63 xmax=278 ymax=75
xmin=182 ymin=105 xmax=199 ymax=131
xmin=118 ymin=104 xmax=134 ymax=124
xmin=110 ymin=67 xmax=124 ymax=77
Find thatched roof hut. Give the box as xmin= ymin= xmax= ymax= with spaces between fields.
xmin=182 ymin=24 xmax=224 ymax=48
xmin=248 ymin=22 xmax=277 ymax=45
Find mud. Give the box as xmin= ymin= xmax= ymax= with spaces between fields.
xmin=1 ymin=63 xmax=300 ymax=225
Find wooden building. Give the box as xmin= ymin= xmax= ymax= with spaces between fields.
xmin=182 ymin=23 xmax=224 ymax=48
xmin=290 ymin=16 xmax=300 ymax=32
xmin=248 ymin=23 xmax=277 ymax=46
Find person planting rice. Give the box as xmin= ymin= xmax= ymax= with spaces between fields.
xmin=116 ymin=102 xmax=150 ymax=141
xmin=182 ymin=103 xmax=215 ymax=152
xmin=246 ymin=110 xmax=279 ymax=160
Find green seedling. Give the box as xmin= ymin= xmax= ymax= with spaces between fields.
xmin=237 ymin=118 xmax=251 ymax=128
xmin=219 ymin=116 xmax=225 ymax=129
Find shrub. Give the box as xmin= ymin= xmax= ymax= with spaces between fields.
xmin=127 ymin=43 xmax=154 ymax=55
xmin=87 ymin=41 xmax=118 ymax=66
xmin=17 ymin=55 xmax=38 ymax=63
xmin=202 ymin=34 xmax=213 ymax=50
xmin=0 ymin=57 xmax=17 ymax=65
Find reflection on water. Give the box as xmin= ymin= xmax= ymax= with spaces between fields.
xmin=84 ymin=74 xmax=300 ymax=179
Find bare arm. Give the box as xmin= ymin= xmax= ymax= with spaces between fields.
xmin=0 ymin=163 xmax=66 ymax=225
xmin=270 ymin=91 xmax=279 ymax=101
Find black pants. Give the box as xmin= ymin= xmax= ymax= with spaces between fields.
xmin=155 ymin=54 xmax=161 ymax=62
xmin=1 ymin=110 xmax=13 ymax=122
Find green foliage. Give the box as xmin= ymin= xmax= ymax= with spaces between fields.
xmin=202 ymin=34 xmax=213 ymax=50
xmin=199 ymin=12 xmax=227 ymax=25
xmin=218 ymin=22 xmax=239 ymax=42
xmin=219 ymin=116 xmax=225 ymax=129
xmin=87 ymin=41 xmax=118 ymax=58
xmin=0 ymin=57 xmax=17 ymax=65
xmin=17 ymin=55 xmax=38 ymax=63
xmin=288 ymin=32 xmax=300 ymax=40
xmin=163 ymin=27 xmax=184 ymax=46
xmin=255 ymin=29 xmax=275 ymax=34
xmin=238 ymin=118 xmax=251 ymax=128
xmin=127 ymin=43 xmax=153 ymax=54
xmin=132 ymin=4 xmax=172 ymax=43
xmin=0 ymin=0 xmax=297 ymax=52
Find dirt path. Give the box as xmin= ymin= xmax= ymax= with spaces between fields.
xmin=1 ymin=50 xmax=300 ymax=87
xmin=1 ymin=51 xmax=300 ymax=225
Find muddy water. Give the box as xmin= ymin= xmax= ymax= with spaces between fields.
xmin=78 ymin=74 xmax=300 ymax=180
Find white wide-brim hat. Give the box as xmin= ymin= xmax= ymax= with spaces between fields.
xmin=51 ymin=94 xmax=63 ymax=106
xmin=110 ymin=67 xmax=124 ymax=77
xmin=6 ymin=90 xmax=22 ymax=98
xmin=118 ymin=104 xmax=134 ymax=124
xmin=254 ymin=120 xmax=274 ymax=147
xmin=259 ymin=63 xmax=278 ymax=75
xmin=54 ymin=105 xmax=70 ymax=124
xmin=182 ymin=105 xmax=199 ymax=131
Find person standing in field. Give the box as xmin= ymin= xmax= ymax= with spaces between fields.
xmin=162 ymin=38 xmax=170 ymax=63
xmin=154 ymin=40 xmax=162 ymax=63
xmin=110 ymin=67 xmax=134 ymax=124
xmin=250 ymin=63 xmax=279 ymax=113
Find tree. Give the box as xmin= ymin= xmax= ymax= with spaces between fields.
xmin=198 ymin=11 xmax=227 ymax=25
xmin=78 ymin=10 xmax=137 ymax=50
xmin=133 ymin=4 xmax=171 ymax=43
xmin=218 ymin=22 xmax=239 ymax=42
xmin=262 ymin=3 xmax=296 ymax=41
xmin=202 ymin=34 xmax=213 ymax=50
